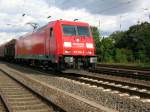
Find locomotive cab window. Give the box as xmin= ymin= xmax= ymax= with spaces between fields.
xmin=77 ymin=26 xmax=90 ymax=37
xmin=62 ymin=25 xmax=76 ymax=36
xmin=62 ymin=25 xmax=90 ymax=37
xmin=50 ymin=28 xmax=53 ymax=37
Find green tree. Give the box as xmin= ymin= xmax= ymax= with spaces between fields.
xmin=114 ymin=48 xmax=127 ymax=63
xmin=91 ymin=22 xmax=150 ymax=64
xmin=90 ymin=26 xmax=101 ymax=55
xmin=109 ymin=31 xmax=126 ymax=46
xmin=100 ymin=37 xmax=114 ymax=62
xmin=114 ymin=22 xmax=150 ymax=62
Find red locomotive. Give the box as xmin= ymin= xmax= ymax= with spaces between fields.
xmin=0 ymin=20 xmax=97 ymax=70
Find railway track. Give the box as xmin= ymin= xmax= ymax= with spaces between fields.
xmin=0 ymin=70 xmax=63 ymax=112
xmin=0 ymin=97 xmax=6 ymax=112
xmin=97 ymin=64 xmax=150 ymax=71
xmin=0 ymin=63 xmax=115 ymax=112
xmin=93 ymin=64 xmax=150 ymax=80
xmin=3 ymin=62 xmax=150 ymax=101
xmin=63 ymin=72 xmax=150 ymax=100
xmin=0 ymin=62 xmax=150 ymax=111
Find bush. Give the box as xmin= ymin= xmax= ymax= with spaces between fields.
xmin=103 ymin=51 xmax=114 ymax=63
xmin=114 ymin=48 xmax=128 ymax=63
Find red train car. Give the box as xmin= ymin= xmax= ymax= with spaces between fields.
xmin=0 ymin=39 xmax=16 ymax=60
xmin=5 ymin=39 xmax=16 ymax=59
xmin=15 ymin=20 xmax=97 ymax=70
xmin=0 ymin=44 xmax=5 ymax=58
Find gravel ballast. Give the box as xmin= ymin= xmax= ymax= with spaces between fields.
xmin=1 ymin=63 xmax=150 ymax=112
xmin=0 ymin=64 xmax=117 ymax=112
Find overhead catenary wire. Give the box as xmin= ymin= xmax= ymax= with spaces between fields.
xmin=97 ymin=0 xmax=134 ymax=14
xmin=96 ymin=0 xmax=149 ymax=31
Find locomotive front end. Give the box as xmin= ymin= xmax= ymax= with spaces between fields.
xmin=60 ymin=21 xmax=97 ymax=69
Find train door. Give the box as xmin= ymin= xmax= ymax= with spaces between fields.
xmin=49 ymin=27 xmax=56 ymax=55
xmin=45 ymin=28 xmax=50 ymax=55
xmin=46 ymin=27 xmax=56 ymax=60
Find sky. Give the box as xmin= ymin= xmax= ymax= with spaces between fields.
xmin=0 ymin=0 xmax=150 ymax=44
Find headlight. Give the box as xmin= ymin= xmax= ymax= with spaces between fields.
xmin=86 ymin=43 xmax=93 ymax=48
xmin=64 ymin=50 xmax=71 ymax=54
xmin=64 ymin=42 xmax=72 ymax=47
xmin=87 ymin=51 xmax=92 ymax=54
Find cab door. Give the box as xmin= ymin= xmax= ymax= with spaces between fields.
xmin=49 ymin=27 xmax=56 ymax=55
xmin=45 ymin=28 xmax=50 ymax=55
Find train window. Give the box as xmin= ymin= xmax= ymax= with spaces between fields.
xmin=50 ymin=28 xmax=53 ymax=37
xmin=77 ymin=26 xmax=90 ymax=37
xmin=62 ymin=25 xmax=76 ymax=36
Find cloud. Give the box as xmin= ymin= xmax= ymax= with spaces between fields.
xmin=0 ymin=32 xmax=27 ymax=44
xmin=53 ymin=0 xmax=141 ymax=15
xmin=0 ymin=0 xmax=150 ymax=45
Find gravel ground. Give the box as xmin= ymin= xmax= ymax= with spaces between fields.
xmin=0 ymin=64 xmax=116 ymax=112
xmin=1 ymin=63 xmax=150 ymax=112
xmin=25 ymin=74 xmax=150 ymax=112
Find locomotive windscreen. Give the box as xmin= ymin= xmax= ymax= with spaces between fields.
xmin=77 ymin=26 xmax=90 ymax=36
xmin=62 ymin=25 xmax=90 ymax=37
xmin=62 ymin=25 xmax=76 ymax=36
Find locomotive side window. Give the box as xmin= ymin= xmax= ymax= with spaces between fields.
xmin=62 ymin=25 xmax=76 ymax=36
xmin=50 ymin=28 xmax=53 ymax=37
xmin=77 ymin=26 xmax=90 ymax=37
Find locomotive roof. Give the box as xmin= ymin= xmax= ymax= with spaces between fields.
xmin=49 ymin=20 xmax=89 ymax=26
xmin=19 ymin=20 xmax=90 ymax=39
